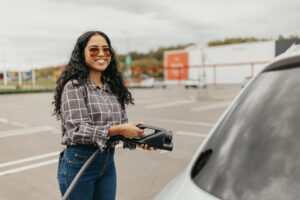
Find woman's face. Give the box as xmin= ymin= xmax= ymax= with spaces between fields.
xmin=84 ymin=34 xmax=112 ymax=73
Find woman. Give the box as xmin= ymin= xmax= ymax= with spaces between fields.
xmin=53 ymin=31 xmax=152 ymax=200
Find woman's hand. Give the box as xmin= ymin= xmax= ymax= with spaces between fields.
xmin=120 ymin=122 xmax=144 ymax=139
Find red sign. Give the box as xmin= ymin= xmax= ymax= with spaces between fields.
xmin=166 ymin=52 xmax=188 ymax=80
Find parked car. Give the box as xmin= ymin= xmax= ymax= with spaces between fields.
xmin=140 ymin=78 xmax=166 ymax=88
xmin=185 ymin=77 xmax=206 ymax=89
xmin=155 ymin=45 xmax=300 ymax=200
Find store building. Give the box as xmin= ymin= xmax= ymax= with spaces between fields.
xmin=164 ymin=39 xmax=300 ymax=85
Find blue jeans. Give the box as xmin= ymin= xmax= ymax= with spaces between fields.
xmin=57 ymin=145 xmax=116 ymax=200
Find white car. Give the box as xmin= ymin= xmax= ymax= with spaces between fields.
xmin=155 ymin=45 xmax=300 ymax=200
xmin=185 ymin=78 xmax=206 ymax=89
xmin=140 ymin=78 xmax=166 ymax=88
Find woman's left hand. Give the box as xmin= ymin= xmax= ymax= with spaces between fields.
xmin=137 ymin=144 xmax=157 ymax=151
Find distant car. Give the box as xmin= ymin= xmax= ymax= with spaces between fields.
xmin=140 ymin=78 xmax=166 ymax=88
xmin=185 ymin=78 xmax=206 ymax=89
xmin=155 ymin=45 xmax=300 ymax=200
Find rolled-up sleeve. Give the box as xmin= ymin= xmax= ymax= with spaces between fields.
xmin=61 ymin=81 xmax=109 ymax=151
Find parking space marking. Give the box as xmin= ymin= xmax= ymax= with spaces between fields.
xmin=0 ymin=118 xmax=28 ymax=128
xmin=175 ymin=131 xmax=208 ymax=138
xmin=146 ymin=100 xmax=194 ymax=109
xmin=0 ymin=144 xmax=123 ymax=176
xmin=0 ymin=151 xmax=60 ymax=168
xmin=158 ymin=150 xmax=169 ymax=154
xmin=0 ymin=159 xmax=58 ymax=177
xmin=0 ymin=118 xmax=9 ymax=123
xmin=150 ymin=118 xmax=214 ymax=127
xmin=10 ymin=122 xmax=29 ymax=128
xmin=0 ymin=126 xmax=54 ymax=138
xmin=51 ymin=129 xmax=61 ymax=134
xmin=190 ymin=101 xmax=232 ymax=112
xmin=136 ymin=97 xmax=168 ymax=104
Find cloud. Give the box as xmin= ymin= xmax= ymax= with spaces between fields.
xmin=57 ymin=0 xmax=167 ymax=15
xmin=0 ymin=0 xmax=300 ymax=71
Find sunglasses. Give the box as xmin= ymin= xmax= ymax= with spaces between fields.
xmin=88 ymin=46 xmax=113 ymax=57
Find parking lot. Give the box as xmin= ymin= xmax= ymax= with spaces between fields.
xmin=0 ymin=84 xmax=241 ymax=200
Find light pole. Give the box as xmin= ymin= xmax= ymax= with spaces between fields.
xmin=122 ymin=31 xmax=132 ymax=85
xmin=197 ymin=43 xmax=208 ymax=100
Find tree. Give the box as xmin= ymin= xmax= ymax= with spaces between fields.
xmin=277 ymin=34 xmax=300 ymax=40
xmin=208 ymin=37 xmax=271 ymax=46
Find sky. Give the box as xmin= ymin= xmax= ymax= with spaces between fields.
xmin=0 ymin=0 xmax=300 ymax=71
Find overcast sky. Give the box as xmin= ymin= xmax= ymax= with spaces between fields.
xmin=0 ymin=0 xmax=300 ymax=71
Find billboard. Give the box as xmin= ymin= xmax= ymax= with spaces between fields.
xmin=165 ymin=51 xmax=188 ymax=80
xmin=7 ymin=71 xmax=32 ymax=81
xmin=164 ymin=41 xmax=273 ymax=84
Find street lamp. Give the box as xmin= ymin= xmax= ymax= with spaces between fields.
xmin=197 ymin=43 xmax=208 ymax=100
xmin=122 ymin=31 xmax=132 ymax=85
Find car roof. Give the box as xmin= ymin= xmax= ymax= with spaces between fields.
xmin=263 ymin=44 xmax=300 ymax=72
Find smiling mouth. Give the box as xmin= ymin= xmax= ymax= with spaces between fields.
xmin=95 ymin=59 xmax=106 ymax=64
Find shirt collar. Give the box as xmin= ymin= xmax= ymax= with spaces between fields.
xmin=102 ymin=82 xmax=112 ymax=93
xmin=86 ymin=78 xmax=112 ymax=93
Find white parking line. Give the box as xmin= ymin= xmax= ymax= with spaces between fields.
xmin=0 ymin=118 xmax=28 ymax=127
xmin=51 ymin=129 xmax=61 ymax=134
xmin=0 ymin=126 xmax=54 ymax=138
xmin=190 ymin=101 xmax=231 ymax=112
xmin=0 ymin=118 xmax=9 ymax=123
xmin=136 ymin=97 xmax=168 ymax=104
xmin=0 ymin=159 xmax=58 ymax=177
xmin=175 ymin=131 xmax=207 ymax=138
xmin=146 ymin=100 xmax=194 ymax=109
xmin=150 ymin=118 xmax=214 ymax=127
xmin=10 ymin=122 xmax=29 ymax=128
xmin=0 ymin=151 xmax=60 ymax=168
xmin=0 ymin=144 xmax=123 ymax=176
xmin=159 ymin=150 xmax=169 ymax=154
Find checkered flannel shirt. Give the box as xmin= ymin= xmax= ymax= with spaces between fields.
xmin=61 ymin=78 xmax=128 ymax=151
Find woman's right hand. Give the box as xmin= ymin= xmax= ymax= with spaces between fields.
xmin=120 ymin=122 xmax=144 ymax=139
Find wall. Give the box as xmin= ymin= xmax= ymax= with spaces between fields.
xmin=164 ymin=41 xmax=275 ymax=84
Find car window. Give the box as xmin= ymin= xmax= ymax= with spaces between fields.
xmin=191 ymin=67 xmax=300 ymax=200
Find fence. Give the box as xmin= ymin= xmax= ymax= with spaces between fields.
xmin=131 ymin=61 xmax=269 ymax=86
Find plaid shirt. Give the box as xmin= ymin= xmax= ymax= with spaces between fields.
xmin=60 ymin=78 xmax=128 ymax=151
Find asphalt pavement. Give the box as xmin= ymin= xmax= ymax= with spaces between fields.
xmin=0 ymin=84 xmax=241 ymax=200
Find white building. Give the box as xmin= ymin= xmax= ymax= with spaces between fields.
xmin=164 ymin=40 xmax=299 ymax=85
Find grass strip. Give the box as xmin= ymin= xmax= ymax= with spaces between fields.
xmin=0 ymin=88 xmax=55 ymax=94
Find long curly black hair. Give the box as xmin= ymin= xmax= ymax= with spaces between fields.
xmin=53 ymin=31 xmax=134 ymax=120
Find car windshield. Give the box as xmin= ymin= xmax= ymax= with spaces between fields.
xmin=192 ymin=67 xmax=300 ymax=200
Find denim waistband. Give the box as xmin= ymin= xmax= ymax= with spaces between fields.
xmin=66 ymin=144 xmax=114 ymax=153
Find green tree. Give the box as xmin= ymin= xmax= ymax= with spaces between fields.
xmin=208 ymin=37 xmax=271 ymax=46
xmin=277 ymin=34 xmax=300 ymax=40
